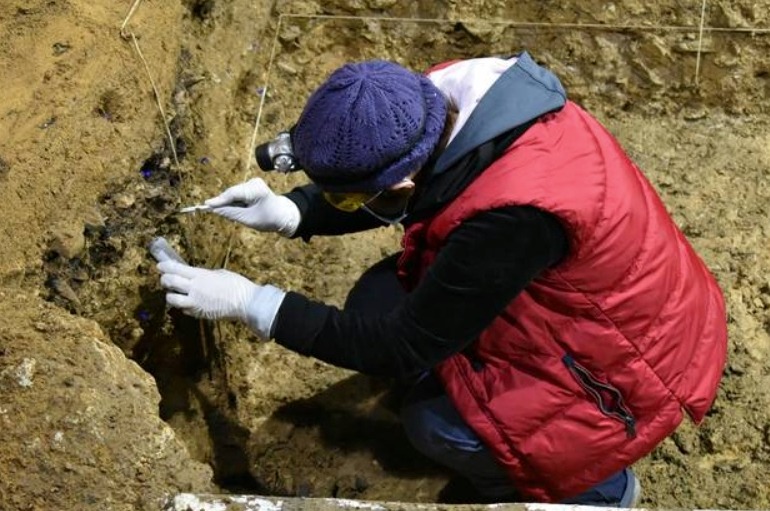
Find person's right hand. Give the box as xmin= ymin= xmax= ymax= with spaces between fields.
xmin=205 ymin=178 xmax=301 ymax=237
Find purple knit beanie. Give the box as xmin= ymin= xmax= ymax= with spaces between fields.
xmin=292 ymin=60 xmax=448 ymax=192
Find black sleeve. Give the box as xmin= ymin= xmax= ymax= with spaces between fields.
xmin=283 ymin=183 xmax=385 ymax=240
xmin=272 ymin=205 xmax=569 ymax=378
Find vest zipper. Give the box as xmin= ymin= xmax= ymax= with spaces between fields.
xmin=562 ymin=354 xmax=637 ymax=438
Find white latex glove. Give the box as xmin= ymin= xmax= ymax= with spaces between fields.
xmin=205 ymin=178 xmax=301 ymax=237
xmin=156 ymin=259 xmax=286 ymax=340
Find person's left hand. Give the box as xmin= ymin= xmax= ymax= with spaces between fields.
xmin=155 ymin=259 xmax=286 ymax=340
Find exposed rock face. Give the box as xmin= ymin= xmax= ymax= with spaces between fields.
xmin=0 ymin=288 xmax=214 ymax=511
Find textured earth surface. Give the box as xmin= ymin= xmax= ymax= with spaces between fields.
xmin=1 ymin=0 xmax=769 ymax=509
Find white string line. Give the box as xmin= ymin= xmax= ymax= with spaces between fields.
xmin=120 ymin=1 xmax=178 ymax=166
xmin=279 ymin=12 xmax=770 ymax=34
xmin=226 ymin=15 xmax=287 ymax=274
xmin=120 ymin=4 xmax=201 ymax=266
xmin=695 ymin=0 xmax=708 ymax=85
xmin=244 ymin=15 xmax=283 ymax=179
xmin=128 ymin=32 xmax=179 ymax=166
xmin=120 ymin=0 xmax=144 ymax=38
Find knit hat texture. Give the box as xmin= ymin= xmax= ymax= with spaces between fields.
xmin=293 ymin=60 xmax=447 ymax=192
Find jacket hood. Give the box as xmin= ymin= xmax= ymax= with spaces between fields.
xmin=405 ymin=52 xmax=567 ymax=225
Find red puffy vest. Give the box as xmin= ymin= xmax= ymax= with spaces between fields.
xmin=397 ymin=101 xmax=727 ymax=501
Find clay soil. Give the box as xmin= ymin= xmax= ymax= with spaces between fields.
xmin=1 ymin=1 xmax=769 ymax=510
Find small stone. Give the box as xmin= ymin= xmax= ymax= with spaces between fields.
xmin=683 ymin=108 xmax=708 ymax=121
xmin=52 ymin=42 xmax=71 ymax=55
xmin=82 ymin=207 xmax=105 ymax=229
xmin=50 ymin=225 xmax=85 ymax=259
xmin=114 ymin=193 xmax=135 ymax=209
xmin=50 ymin=278 xmax=81 ymax=308
xmin=277 ymin=61 xmax=298 ymax=75
xmin=278 ymin=25 xmax=301 ymax=43
xmin=13 ymin=358 xmax=36 ymax=387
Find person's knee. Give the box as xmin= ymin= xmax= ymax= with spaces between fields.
xmin=401 ymin=388 xmax=486 ymax=462
xmin=400 ymin=398 xmax=435 ymax=454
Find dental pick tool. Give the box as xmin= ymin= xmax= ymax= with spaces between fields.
xmin=178 ymin=204 xmax=212 ymax=214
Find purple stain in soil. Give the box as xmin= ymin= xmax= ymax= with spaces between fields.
xmin=138 ymin=310 xmax=151 ymax=322
xmin=256 ymin=87 xmax=265 ymax=97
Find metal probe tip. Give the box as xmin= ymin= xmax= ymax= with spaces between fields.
xmin=178 ymin=204 xmax=212 ymax=214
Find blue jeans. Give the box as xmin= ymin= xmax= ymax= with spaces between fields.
xmin=401 ymin=372 xmax=629 ymax=504
xmin=345 ymin=255 xmax=629 ymax=504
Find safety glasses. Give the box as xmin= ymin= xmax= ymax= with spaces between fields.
xmin=322 ymin=190 xmax=384 ymax=212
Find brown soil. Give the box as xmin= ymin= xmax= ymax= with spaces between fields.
xmin=1 ymin=1 xmax=769 ymax=509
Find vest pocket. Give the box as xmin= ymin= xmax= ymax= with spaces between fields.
xmin=562 ymin=354 xmax=637 ymax=438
